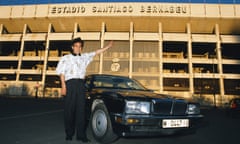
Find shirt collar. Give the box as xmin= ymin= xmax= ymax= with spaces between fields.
xmin=71 ymin=53 xmax=81 ymax=56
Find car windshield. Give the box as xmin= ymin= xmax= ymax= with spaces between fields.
xmin=93 ymin=76 xmax=146 ymax=90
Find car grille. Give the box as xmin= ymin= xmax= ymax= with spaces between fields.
xmin=152 ymin=99 xmax=187 ymax=116
xmin=172 ymin=101 xmax=188 ymax=115
xmin=152 ymin=99 xmax=172 ymax=115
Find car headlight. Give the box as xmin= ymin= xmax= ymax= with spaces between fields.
xmin=125 ymin=101 xmax=150 ymax=114
xmin=187 ymin=103 xmax=200 ymax=115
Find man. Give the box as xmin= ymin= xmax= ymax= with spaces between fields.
xmin=56 ymin=37 xmax=113 ymax=143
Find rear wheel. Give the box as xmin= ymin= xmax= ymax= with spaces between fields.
xmin=90 ymin=103 xmax=118 ymax=144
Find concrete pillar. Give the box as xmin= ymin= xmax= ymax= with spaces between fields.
xmin=0 ymin=41 xmax=2 ymax=55
xmin=0 ymin=24 xmax=2 ymax=35
xmin=215 ymin=24 xmax=225 ymax=105
xmin=129 ymin=22 xmax=134 ymax=78
xmin=187 ymin=23 xmax=194 ymax=95
xmin=158 ymin=22 xmax=163 ymax=93
xmin=99 ymin=22 xmax=105 ymax=74
xmin=0 ymin=24 xmax=2 ymax=55
xmin=16 ymin=24 xmax=27 ymax=81
xmin=73 ymin=22 xmax=78 ymax=39
xmin=41 ymin=23 xmax=52 ymax=97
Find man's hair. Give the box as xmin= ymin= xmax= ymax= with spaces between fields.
xmin=71 ymin=37 xmax=84 ymax=47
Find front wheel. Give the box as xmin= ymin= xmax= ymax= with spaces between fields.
xmin=90 ymin=103 xmax=118 ymax=144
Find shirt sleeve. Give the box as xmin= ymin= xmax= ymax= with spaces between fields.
xmin=56 ymin=56 xmax=67 ymax=75
xmin=84 ymin=51 xmax=96 ymax=66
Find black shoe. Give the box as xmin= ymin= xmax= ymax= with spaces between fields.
xmin=65 ymin=136 xmax=72 ymax=141
xmin=81 ymin=137 xmax=90 ymax=143
xmin=77 ymin=137 xmax=90 ymax=143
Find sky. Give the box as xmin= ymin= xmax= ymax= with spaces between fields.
xmin=0 ymin=0 xmax=239 ymax=5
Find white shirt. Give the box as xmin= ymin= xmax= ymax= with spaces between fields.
xmin=56 ymin=52 xmax=96 ymax=81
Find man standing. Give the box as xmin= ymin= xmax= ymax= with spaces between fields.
xmin=56 ymin=37 xmax=113 ymax=143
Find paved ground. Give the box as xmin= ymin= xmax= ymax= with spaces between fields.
xmin=0 ymin=96 xmax=239 ymax=144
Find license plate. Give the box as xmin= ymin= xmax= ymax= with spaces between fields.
xmin=162 ymin=119 xmax=189 ymax=128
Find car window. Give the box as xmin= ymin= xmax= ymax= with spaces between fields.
xmin=93 ymin=78 xmax=113 ymax=87
xmin=234 ymin=99 xmax=240 ymax=104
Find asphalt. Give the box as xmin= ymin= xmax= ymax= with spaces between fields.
xmin=0 ymin=96 xmax=239 ymax=144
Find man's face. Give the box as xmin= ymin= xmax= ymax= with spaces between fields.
xmin=72 ymin=42 xmax=82 ymax=54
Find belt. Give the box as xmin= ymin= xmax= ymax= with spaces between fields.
xmin=66 ymin=78 xmax=84 ymax=82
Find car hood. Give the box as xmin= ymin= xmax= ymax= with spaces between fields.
xmin=91 ymin=88 xmax=177 ymax=101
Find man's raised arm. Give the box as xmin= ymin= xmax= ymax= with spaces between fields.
xmin=95 ymin=41 xmax=113 ymax=55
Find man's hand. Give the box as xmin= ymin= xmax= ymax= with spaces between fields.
xmin=60 ymin=74 xmax=66 ymax=96
xmin=61 ymin=86 xmax=67 ymax=96
xmin=96 ymin=41 xmax=113 ymax=55
xmin=106 ymin=41 xmax=113 ymax=49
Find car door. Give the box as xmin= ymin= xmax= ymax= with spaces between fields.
xmin=85 ymin=76 xmax=93 ymax=119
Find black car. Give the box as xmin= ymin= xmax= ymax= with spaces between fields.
xmin=226 ymin=98 xmax=240 ymax=118
xmin=85 ymin=74 xmax=203 ymax=143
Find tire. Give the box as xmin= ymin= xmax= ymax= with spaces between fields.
xmin=90 ymin=103 xmax=118 ymax=144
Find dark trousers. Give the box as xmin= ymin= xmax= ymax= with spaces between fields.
xmin=64 ymin=79 xmax=86 ymax=139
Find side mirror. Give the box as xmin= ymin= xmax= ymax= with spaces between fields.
xmin=146 ymin=89 xmax=154 ymax=92
xmin=224 ymin=102 xmax=229 ymax=106
xmin=85 ymin=83 xmax=90 ymax=91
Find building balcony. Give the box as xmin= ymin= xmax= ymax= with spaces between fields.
xmin=0 ymin=56 xmax=18 ymax=61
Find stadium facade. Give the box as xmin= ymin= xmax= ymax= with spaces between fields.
xmin=0 ymin=0 xmax=239 ymax=106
